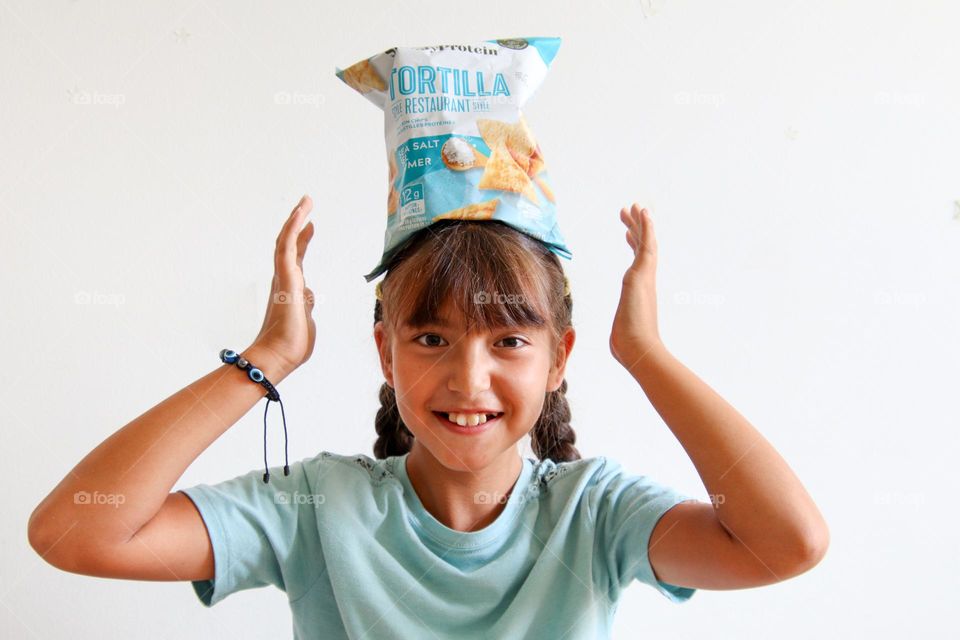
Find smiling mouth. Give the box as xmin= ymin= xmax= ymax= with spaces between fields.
xmin=432 ymin=411 xmax=503 ymax=429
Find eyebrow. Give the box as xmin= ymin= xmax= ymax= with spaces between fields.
xmin=403 ymin=318 xmax=544 ymax=332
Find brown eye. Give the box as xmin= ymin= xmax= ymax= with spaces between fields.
xmin=497 ymin=336 xmax=527 ymax=349
xmin=415 ymin=333 xmax=446 ymax=347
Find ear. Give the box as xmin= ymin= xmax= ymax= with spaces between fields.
xmin=546 ymin=326 xmax=575 ymax=392
xmin=373 ymin=321 xmax=395 ymax=388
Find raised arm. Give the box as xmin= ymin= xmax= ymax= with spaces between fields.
xmin=27 ymin=195 xmax=317 ymax=579
xmin=610 ymin=204 xmax=829 ymax=589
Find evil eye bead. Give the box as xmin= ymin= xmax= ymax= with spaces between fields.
xmin=248 ymin=368 xmax=264 ymax=383
xmin=220 ymin=349 xmax=239 ymax=364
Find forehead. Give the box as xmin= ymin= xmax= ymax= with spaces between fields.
xmin=398 ymin=302 xmax=545 ymax=333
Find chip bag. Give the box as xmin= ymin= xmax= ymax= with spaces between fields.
xmin=335 ymin=37 xmax=572 ymax=282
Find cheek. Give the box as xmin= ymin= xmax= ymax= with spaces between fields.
xmin=508 ymin=357 xmax=551 ymax=393
xmin=391 ymin=355 xmax=432 ymax=390
xmin=390 ymin=364 xmax=437 ymax=428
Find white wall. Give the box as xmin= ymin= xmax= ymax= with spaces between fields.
xmin=3 ymin=1 xmax=957 ymax=637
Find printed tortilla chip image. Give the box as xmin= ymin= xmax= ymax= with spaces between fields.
xmin=534 ymin=176 xmax=555 ymax=203
xmin=507 ymin=146 xmax=532 ymax=175
xmin=477 ymin=115 xmax=543 ymax=177
xmin=507 ymin=144 xmax=546 ymax=177
xmin=477 ymin=119 xmax=513 ymax=150
xmin=386 ymin=152 xmax=399 ymax=215
xmin=525 ymin=150 xmax=546 ymax=177
xmin=505 ymin=115 xmax=538 ymax=158
xmin=433 ymin=198 xmax=500 ymax=221
xmin=341 ymin=59 xmax=386 ymax=94
xmin=478 ymin=143 xmax=539 ymax=204
xmin=387 ymin=185 xmax=399 ymax=215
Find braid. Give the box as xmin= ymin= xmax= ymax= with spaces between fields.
xmin=374 ymin=382 xmax=415 ymax=459
xmin=531 ymin=378 xmax=581 ymax=463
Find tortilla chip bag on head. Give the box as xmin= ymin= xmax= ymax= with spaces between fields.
xmin=335 ymin=37 xmax=572 ymax=283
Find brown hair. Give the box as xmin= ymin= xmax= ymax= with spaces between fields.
xmin=372 ymin=219 xmax=580 ymax=463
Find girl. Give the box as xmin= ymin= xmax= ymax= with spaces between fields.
xmin=28 ymin=194 xmax=829 ymax=639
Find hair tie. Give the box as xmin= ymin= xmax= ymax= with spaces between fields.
xmin=219 ymin=349 xmax=289 ymax=483
xmin=374 ymin=276 xmax=570 ymax=301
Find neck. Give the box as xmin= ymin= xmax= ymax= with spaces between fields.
xmin=405 ymin=445 xmax=524 ymax=532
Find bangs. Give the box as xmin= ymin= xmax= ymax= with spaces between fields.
xmin=382 ymin=221 xmax=552 ymax=334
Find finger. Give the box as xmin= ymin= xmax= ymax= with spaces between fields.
xmin=296 ymin=221 xmax=315 ymax=268
xmin=277 ymin=195 xmax=304 ymax=243
xmin=625 ymin=229 xmax=638 ymax=256
xmin=276 ymin=194 xmax=312 ymax=249
xmin=629 ymin=204 xmax=654 ymax=256
xmin=628 ymin=206 xmax=642 ymax=248
xmin=276 ymin=195 xmax=313 ymax=273
xmin=639 ymin=208 xmax=658 ymax=256
xmin=620 ymin=207 xmax=640 ymax=255
xmin=620 ymin=207 xmax=636 ymax=240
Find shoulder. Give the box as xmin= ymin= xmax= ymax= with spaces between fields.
xmin=530 ymin=454 xmax=623 ymax=487
xmin=527 ymin=454 xmax=609 ymax=500
xmin=525 ymin=455 xmax=660 ymax=526
xmin=544 ymin=455 xmax=684 ymax=522
xmin=309 ymin=451 xmax=401 ymax=486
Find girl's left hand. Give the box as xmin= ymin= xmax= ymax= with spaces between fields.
xmin=610 ymin=203 xmax=664 ymax=367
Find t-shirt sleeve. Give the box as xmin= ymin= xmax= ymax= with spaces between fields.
xmin=588 ymin=457 xmax=698 ymax=604
xmin=178 ymin=458 xmax=320 ymax=607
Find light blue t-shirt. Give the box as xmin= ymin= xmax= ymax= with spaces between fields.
xmin=179 ymin=451 xmax=697 ymax=639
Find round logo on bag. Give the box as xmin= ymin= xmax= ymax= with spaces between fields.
xmin=497 ymin=38 xmax=528 ymax=50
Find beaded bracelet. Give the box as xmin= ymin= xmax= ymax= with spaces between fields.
xmin=220 ymin=349 xmax=289 ymax=483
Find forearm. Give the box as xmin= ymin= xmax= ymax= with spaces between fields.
xmin=623 ymin=342 xmax=828 ymax=560
xmin=28 ymin=344 xmax=291 ymax=553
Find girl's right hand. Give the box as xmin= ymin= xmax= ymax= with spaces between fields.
xmin=247 ymin=195 xmax=317 ymax=376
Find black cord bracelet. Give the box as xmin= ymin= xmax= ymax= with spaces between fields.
xmin=220 ymin=349 xmax=290 ymax=483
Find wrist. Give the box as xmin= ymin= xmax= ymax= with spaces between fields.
xmin=617 ymin=340 xmax=672 ymax=378
xmin=240 ymin=344 xmax=295 ymax=384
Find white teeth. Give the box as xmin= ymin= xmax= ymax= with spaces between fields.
xmin=445 ymin=412 xmax=498 ymax=426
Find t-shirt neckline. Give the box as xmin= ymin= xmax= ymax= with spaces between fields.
xmin=391 ymin=452 xmax=534 ymax=550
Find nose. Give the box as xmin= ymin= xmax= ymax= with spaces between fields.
xmin=446 ymin=335 xmax=492 ymax=396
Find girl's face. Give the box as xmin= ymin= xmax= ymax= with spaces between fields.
xmin=374 ymin=302 xmax=575 ymax=472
